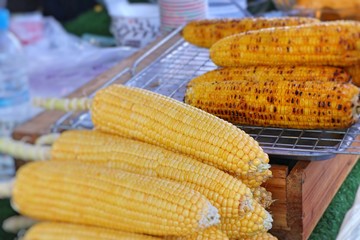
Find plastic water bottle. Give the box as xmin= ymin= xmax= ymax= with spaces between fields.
xmin=0 ymin=8 xmax=30 ymax=137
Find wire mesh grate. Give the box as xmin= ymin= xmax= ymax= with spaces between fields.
xmin=52 ymin=38 xmax=360 ymax=160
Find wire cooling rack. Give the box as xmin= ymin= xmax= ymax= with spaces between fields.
xmin=52 ymin=30 xmax=360 ymax=160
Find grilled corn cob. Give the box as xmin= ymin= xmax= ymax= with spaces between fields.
xmin=185 ymin=79 xmax=360 ymax=129
xmin=210 ymin=21 xmax=360 ymax=67
xmin=23 ymin=222 xmax=160 ymax=240
xmin=188 ymin=66 xmax=351 ymax=86
xmin=91 ymin=84 xmax=270 ymax=187
xmin=182 ymin=17 xmax=320 ymax=48
xmin=220 ymin=202 xmax=273 ymax=238
xmin=13 ymin=161 xmax=220 ymax=236
xmin=51 ymin=129 xmax=255 ymax=218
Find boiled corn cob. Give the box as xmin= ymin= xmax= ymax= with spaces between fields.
xmin=210 ymin=21 xmax=360 ymax=67
xmin=31 ymin=84 xmax=271 ymax=187
xmin=23 ymin=222 xmax=160 ymax=240
xmin=220 ymin=202 xmax=273 ymax=239
xmin=242 ymin=231 xmax=278 ymax=240
xmin=185 ymin=79 xmax=360 ymax=129
xmin=91 ymin=84 xmax=270 ymax=187
xmin=251 ymin=186 xmax=273 ymax=209
xmin=345 ymin=62 xmax=360 ymax=87
xmin=167 ymin=226 xmax=229 ymax=240
xmin=13 ymin=161 xmax=220 ymax=236
xmin=188 ymin=66 xmax=351 ymax=87
xmin=182 ymin=17 xmax=320 ymax=48
xmin=0 ymin=131 xmax=257 ymax=218
xmin=51 ymin=129 xmax=256 ymax=218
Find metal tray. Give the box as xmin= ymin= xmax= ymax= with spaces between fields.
xmin=52 ymin=29 xmax=360 ymax=161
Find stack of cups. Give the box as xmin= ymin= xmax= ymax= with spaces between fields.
xmin=159 ymin=0 xmax=208 ymax=33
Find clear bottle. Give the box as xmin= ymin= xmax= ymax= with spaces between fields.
xmin=0 ymin=8 xmax=30 ymax=137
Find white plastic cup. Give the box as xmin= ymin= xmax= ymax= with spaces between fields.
xmin=158 ymin=0 xmax=208 ymax=33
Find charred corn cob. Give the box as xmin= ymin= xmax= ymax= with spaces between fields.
xmin=188 ymin=66 xmax=351 ymax=87
xmin=13 ymin=161 xmax=220 ymax=236
xmin=23 ymin=222 xmax=160 ymax=240
xmin=185 ymin=79 xmax=360 ymax=129
xmin=51 ymin=129 xmax=255 ymax=218
xmin=345 ymin=62 xmax=360 ymax=87
xmin=182 ymin=17 xmax=320 ymax=48
xmin=210 ymin=21 xmax=360 ymax=67
xmin=242 ymin=231 xmax=278 ymax=240
xmin=91 ymin=84 xmax=270 ymax=187
xmin=220 ymin=202 xmax=273 ymax=239
xmin=251 ymin=186 xmax=273 ymax=209
xmin=167 ymin=226 xmax=229 ymax=240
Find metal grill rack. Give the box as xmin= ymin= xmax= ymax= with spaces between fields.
xmin=52 ymin=30 xmax=360 ymax=160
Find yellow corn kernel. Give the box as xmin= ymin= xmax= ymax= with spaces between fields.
xmin=91 ymin=84 xmax=270 ymax=187
xmin=185 ymin=79 xmax=360 ymax=130
xmin=166 ymin=226 xmax=229 ymax=240
xmin=251 ymin=186 xmax=273 ymax=209
xmin=23 ymin=222 xmax=161 ymax=240
xmin=241 ymin=231 xmax=278 ymax=240
xmin=210 ymin=21 xmax=360 ymax=67
xmin=220 ymin=201 xmax=273 ymax=238
xmin=13 ymin=161 xmax=220 ymax=236
xmin=188 ymin=66 xmax=351 ymax=87
xmin=182 ymin=17 xmax=320 ymax=48
xmin=51 ymin=129 xmax=255 ymax=218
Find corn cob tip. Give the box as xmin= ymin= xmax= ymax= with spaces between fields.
xmin=264 ymin=211 xmax=273 ymax=231
xmin=199 ymin=202 xmax=220 ymax=228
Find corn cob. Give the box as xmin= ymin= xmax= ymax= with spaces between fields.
xmin=182 ymin=17 xmax=320 ymax=48
xmin=210 ymin=21 xmax=360 ymax=67
xmin=188 ymin=66 xmax=351 ymax=87
xmin=166 ymin=226 xmax=229 ymax=240
xmin=241 ymin=232 xmax=278 ymax=240
xmin=13 ymin=161 xmax=220 ymax=236
xmin=345 ymin=62 xmax=360 ymax=87
xmin=23 ymin=222 xmax=161 ymax=240
xmin=51 ymin=129 xmax=255 ymax=218
xmin=0 ymin=131 xmax=256 ymax=218
xmin=185 ymin=79 xmax=360 ymax=130
xmin=31 ymin=84 xmax=271 ymax=187
xmin=220 ymin=202 xmax=273 ymax=239
xmin=251 ymin=186 xmax=273 ymax=209
xmin=91 ymin=84 xmax=270 ymax=187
